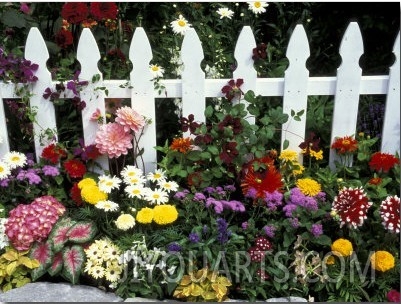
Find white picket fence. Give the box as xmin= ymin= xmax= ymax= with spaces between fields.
xmin=0 ymin=22 xmax=400 ymax=174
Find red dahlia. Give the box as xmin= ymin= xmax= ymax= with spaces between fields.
xmin=380 ymin=195 xmax=400 ymax=233
xmin=369 ymin=152 xmax=400 ymax=173
xmin=63 ymin=159 xmax=87 ymax=179
xmin=332 ymin=187 xmax=373 ymax=229
xmin=70 ymin=183 xmax=84 ymax=206
xmin=41 ymin=144 xmax=67 ymax=164
xmin=90 ymin=2 xmax=118 ymax=21
xmin=61 ymin=2 xmax=89 ymax=24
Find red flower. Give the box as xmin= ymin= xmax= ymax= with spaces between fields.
xmin=219 ymin=141 xmax=239 ymax=164
xmin=369 ymin=152 xmax=400 ymax=173
xmin=181 ymin=114 xmax=201 ymax=134
xmin=299 ymin=132 xmax=321 ymax=156
xmin=252 ymin=43 xmax=267 ymax=61
xmin=63 ymin=159 xmax=87 ymax=179
xmin=55 ymin=28 xmax=73 ymax=49
xmin=218 ymin=115 xmax=243 ymax=135
xmin=380 ymin=196 xmax=400 ymax=233
xmin=332 ymin=187 xmax=373 ymax=229
xmin=41 ymin=144 xmax=67 ymax=164
xmin=248 ymin=246 xmax=266 ymax=262
xmin=90 ymin=2 xmax=118 ymax=21
xmin=221 ymin=78 xmax=244 ymax=102
xmin=368 ymin=177 xmax=382 ymax=185
xmin=331 ymin=135 xmax=358 ymax=154
xmin=387 ymin=289 xmax=401 ymax=303
xmin=241 ymin=156 xmax=283 ymax=200
xmin=70 ymin=183 xmax=84 ymax=206
xmin=61 ymin=2 xmax=89 ymax=24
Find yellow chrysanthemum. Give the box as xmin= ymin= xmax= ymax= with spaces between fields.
xmin=310 ymin=149 xmax=323 ymax=160
xmin=292 ymin=162 xmax=305 ymax=176
xmin=153 ymin=204 xmax=178 ymax=225
xmin=279 ymin=149 xmax=298 ymax=162
xmin=81 ymin=185 xmax=108 ymax=205
xmin=136 ymin=207 xmax=154 ymax=224
xmin=331 ymin=238 xmax=353 ymax=257
xmin=115 ymin=213 xmax=136 ymax=230
xmin=78 ymin=178 xmax=97 ymax=189
xmin=325 ymin=255 xmax=336 ymax=265
xmin=370 ymin=251 xmax=395 ymax=272
xmin=296 ymin=178 xmax=321 ymax=196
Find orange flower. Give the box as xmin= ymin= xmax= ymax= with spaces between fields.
xmin=331 ymin=135 xmax=358 ymax=154
xmin=170 ymin=137 xmax=193 ymax=154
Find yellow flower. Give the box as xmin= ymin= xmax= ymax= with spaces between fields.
xmin=310 ymin=149 xmax=323 ymax=160
xmin=325 ymin=255 xmax=336 ymax=265
xmin=78 ymin=178 xmax=97 ymax=189
xmin=279 ymin=149 xmax=298 ymax=162
xmin=81 ymin=185 xmax=108 ymax=204
xmin=115 ymin=214 xmax=136 ymax=230
xmin=331 ymin=238 xmax=353 ymax=257
xmin=292 ymin=162 xmax=305 ymax=176
xmin=296 ymin=178 xmax=321 ymax=196
xmin=370 ymin=251 xmax=395 ymax=272
xmin=153 ymin=204 xmax=178 ymax=225
xmin=136 ymin=207 xmax=154 ymax=224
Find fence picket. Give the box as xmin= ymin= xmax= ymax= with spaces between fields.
xmin=381 ymin=31 xmax=400 ymax=155
xmin=129 ymin=27 xmax=156 ymax=173
xmin=233 ymin=26 xmax=257 ymax=124
xmin=281 ymin=24 xmax=310 ymax=163
xmin=181 ymin=28 xmax=206 ymax=129
xmin=0 ymin=89 xmax=10 ymax=157
xmin=77 ymin=28 xmax=109 ymax=173
xmin=24 ymin=27 xmax=56 ymax=162
xmin=329 ymin=22 xmax=364 ymax=169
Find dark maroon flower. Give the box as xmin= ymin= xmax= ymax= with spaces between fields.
xmin=252 ymin=43 xmax=267 ymax=61
xmin=181 ymin=114 xmax=201 ymax=134
xmin=299 ymin=132 xmax=321 ymax=155
xmin=221 ymin=78 xmax=244 ymax=102
xmin=73 ymin=138 xmax=101 ymax=161
xmin=220 ymin=141 xmax=239 ymax=164
xmin=218 ymin=115 xmax=243 ymax=135
xmin=61 ymin=2 xmax=89 ymax=24
xmin=90 ymin=2 xmax=118 ymax=21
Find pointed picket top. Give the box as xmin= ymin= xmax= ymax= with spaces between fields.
xmin=281 ymin=24 xmax=310 ymax=163
xmin=129 ymin=27 xmax=156 ymax=174
xmin=181 ymin=28 xmax=205 ymax=130
xmin=381 ymin=31 xmax=400 ymax=154
xmin=25 ymin=27 xmax=56 ymax=161
xmin=329 ymin=22 xmax=364 ymax=169
xmin=76 ymin=28 xmax=108 ymax=172
xmin=233 ymin=26 xmax=257 ymax=124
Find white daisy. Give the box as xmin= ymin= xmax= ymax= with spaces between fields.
xmin=170 ymin=14 xmax=192 ymax=35
xmin=95 ymin=200 xmax=119 ymax=212
xmin=98 ymin=175 xmax=122 ymax=193
xmin=3 ymin=151 xmax=27 ymax=169
xmin=0 ymin=161 xmax=11 ymax=180
xmin=216 ymin=7 xmax=234 ymax=19
xmin=147 ymin=169 xmax=166 ymax=183
xmin=125 ymin=184 xmax=146 ymax=199
xmin=149 ymin=64 xmax=165 ymax=79
xmin=144 ymin=188 xmax=169 ymax=205
xmin=158 ymin=180 xmax=179 ymax=193
xmin=120 ymin=165 xmax=144 ymax=184
xmin=247 ymin=1 xmax=269 ymax=14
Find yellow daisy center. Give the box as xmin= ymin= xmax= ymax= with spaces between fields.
xmin=178 ymin=20 xmax=186 ymax=27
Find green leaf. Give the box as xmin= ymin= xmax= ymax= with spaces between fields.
xmin=205 ymin=105 xmax=214 ymax=118
xmin=283 ymin=139 xmax=289 ymax=150
xmin=1 ymin=9 xmax=27 ymax=28
xmin=62 ymin=245 xmax=85 ymax=285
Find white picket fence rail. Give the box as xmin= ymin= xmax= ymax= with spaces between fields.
xmin=0 ymin=22 xmax=400 ymax=174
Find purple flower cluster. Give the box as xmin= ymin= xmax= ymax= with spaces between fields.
xmin=167 ymin=242 xmax=182 ymax=252
xmin=16 ymin=168 xmax=41 ymax=185
xmin=0 ymin=48 xmax=38 ymax=83
xmin=310 ymin=223 xmax=323 ymax=237
xmin=263 ymin=225 xmax=276 ymax=238
xmin=216 ymin=218 xmax=231 ymax=244
xmin=188 ymin=232 xmax=200 ymax=243
xmin=264 ymin=190 xmax=284 ymax=211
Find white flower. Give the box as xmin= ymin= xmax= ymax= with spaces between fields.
xmin=158 ymin=180 xmax=179 ymax=193
xmin=115 ymin=213 xmax=136 ymax=230
xmin=149 ymin=64 xmax=165 ymax=78
xmin=3 ymin=151 xmax=27 ymax=169
xmin=98 ymin=175 xmax=121 ymax=193
xmin=147 ymin=169 xmax=166 ymax=183
xmin=216 ymin=7 xmax=234 ymax=19
xmin=125 ymin=184 xmax=146 ymax=199
xmin=95 ymin=200 xmax=119 ymax=212
xmin=170 ymin=14 xmax=192 ymax=35
xmin=144 ymin=188 xmax=169 ymax=205
xmin=0 ymin=161 xmax=11 ymax=180
xmin=247 ymin=1 xmax=269 ymax=14
xmin=121 ymin=165 xmax=144 ymax=183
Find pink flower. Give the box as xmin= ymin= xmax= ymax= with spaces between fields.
xmin=387 ymin=289 xmax=400 ymax=302
xmin=90 ymin=108 xmax=102 ymax=122
xmin=115 ymin=106 xmax=146 ymax=133
xmin=95 ymin=122 xmax=133 ymax=158
xmin=20 ymin=3 xmax=31 ymax=14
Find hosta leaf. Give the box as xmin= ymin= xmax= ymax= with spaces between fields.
xmin=67 ymin=221 xmax=97 ymax=244
xmin=62 ymin=245 xmax=85 ymax=285
xmin=49 ymin=217 xmax=76 ymax=252
xmin=48 ymin=252 xmax=63 ymax=276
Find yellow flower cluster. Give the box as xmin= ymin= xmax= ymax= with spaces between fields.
xmin=78 ymin=178 xmax=108 ymax=205
xmin=136 ymin=204 xmax=178 ymax=225
xmin=84 ymin=238 xmax=123 ymax=283
xmin=279 ymin=149 xmax=305 ymax=176
xmin=301 ymin=148 xmax=324 ymax=160
xmin=331 ymin=238 xmax=353 ymax=257
xmin=370 ymin=250 xmax=395 ymax=272
xmin=296 ymin=178 xmax=322 ymax=196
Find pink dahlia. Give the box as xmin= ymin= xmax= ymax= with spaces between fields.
xmin=380 ymin=195 xmax=400 ymax=233
xmin=115 ymin=106 xmax=146 ymax=133
xmin=95 ymin=122 xmax=133 ymax=158
xmin=332 ymin=187 xmax=373 ymax=229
